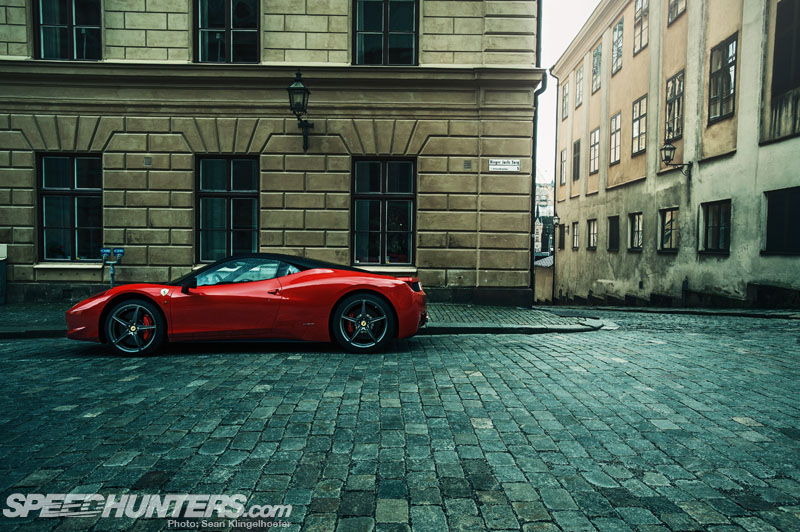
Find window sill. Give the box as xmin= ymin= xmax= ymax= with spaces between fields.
xmin=631 ymin=149 xmax=646 ymax=158
xmin=34 ymin=262 xmax=104 ymax=270
xmin=628 ymin=248 xmax=642 ymax=253
xmin=698 ymin=250 xmax=730 ymax=257
xmin=708 ymin=113 xmax=735 ymax=127
xmin=607 ymin=248 xmax=619 ymax=253
xmin=657 ymin=249 xmax=678 ymax=255
xmin=358 ymin=265 xmax=417 ymax=275
xmin=760 ymin=250 xmax=800 ymax=256
xmin=587 ymin=246 xmax=597 ymax=251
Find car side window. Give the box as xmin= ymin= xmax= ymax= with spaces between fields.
xmin=196 ymin=258 xmax=281 ymax=287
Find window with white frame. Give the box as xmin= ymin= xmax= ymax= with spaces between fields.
xmin=592 ymin=43 xmax=602 ymax=93
xmin=709 ymin=33 xmax=737 ymax=123
xmin=668 ymin=0 xmax=686 ymax=24
xmin=572 ymin=140 xmax=581 ymax=182
xmin=562 ymin=82 xmax=569 ymax=119
xmin=632 ymin=95 xmax=647 ymax=155
xmin=575 ymin=66 xmax=584 ymax=107
xmin=589 ymin=128 xmax=600 ymax=174
xmin=612 ymin=19 xmax=624 ymax=74
xmin=660 ymin=208 xmax=679 ymax=250
xmin=665 ymin=71 xmax=685 ymax=141
xmin=633 ymin=0 xmax=649 ymax=54
xmin=560 ymin=149 xmax=567 ymax=185
xmin=629 ymin=212 xmax=643 ymax=250
xmin=587 ymin=219 xmax=598 ymax=249
xmin=572 ymin=222 xmax=579 ymax=249
xmin=609 ymin=112 xmax=621 ymax=164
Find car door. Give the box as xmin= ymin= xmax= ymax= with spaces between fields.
xmin=169 ymin=257 xmax=283 ymax=340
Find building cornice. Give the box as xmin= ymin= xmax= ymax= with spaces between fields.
xmin=552 ymin=0 xmax=630 ymax=75
xmin=0 ymin=60 xmax=546 ymax=90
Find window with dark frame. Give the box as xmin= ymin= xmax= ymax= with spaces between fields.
xmin=765 ymin=186 xmax=800 ymax=253
xmin=592 ymin=43 xmax=602 ymax=93
xmin=575 ymin=66 xmax=584 ymax=108
xmin=38 ymin=154 xmax=102 ymax=261
xmin=709 ymin=33 xmax=737 ymax=123
xmin=660 ymin=208 xmax=679 ymax=250
xmin=196 ymin=0 xmax=259 ymax=63
xmin=632 ymin=94 xmax=647 ymax=155
xmin=196 ymin=157 xmax=259 ymax=263
xmin=572 ymin=222 xmax=579 ymax=249
xmin=612 ymin=18 xmax=624 ymax=74
xmin=665 ymin=71 xmax=685 ymax=141
xmin=771 ymin=0 xmax=800 ymax=98
xmin=354 ymin=0 xmax=417 ymax=65
xmin=633 ymin=0 xmax=649 ymax=54
xmin=352 ymin=159 xmax=416 ymax=265
xmin=610 ymin=112 xmax=621 ymax=164
xmin=562 ymin=82 xmax=570 ymax=119
xmin=34 ymin=0 xmax=101 ymax=60
xmin=558 ymin=224 xmax=565 ymax=250
xmin=587 ymin=219 xmax=598 ymax=249
xmin=668 ymin=0 xmax=686 ymax=25
xmin=608 ymin=216 xmax=620 ymax=251
xmin=560 ymin=149 xmax=567 ymax=185
xmin=572 ymin=140 xmax=581 ymax=182
xmin=629 ymin=212 xmax=643 ymax=250
xmin=702 ymin=199 xmax=731 ymax=252
xmin=589 ymin=128 xmax=600 ymax=174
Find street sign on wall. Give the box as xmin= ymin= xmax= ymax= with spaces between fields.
xmin=489 ymin=159 xmax=521 ymax=172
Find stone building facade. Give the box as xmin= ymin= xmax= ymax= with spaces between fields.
xmin=0 ymin=0 xmax=544 ymax=304
xmin=552 ymin=0 xmax=800 ymax=307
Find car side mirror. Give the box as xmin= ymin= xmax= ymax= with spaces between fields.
xmin=181 ymin=278 xmax=197 ymax=294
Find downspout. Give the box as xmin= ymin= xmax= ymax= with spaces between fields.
xmin=530 ymin=0 xmax=547 ymax=305
xmin=550 ymin=68 xmax=560 ymax=304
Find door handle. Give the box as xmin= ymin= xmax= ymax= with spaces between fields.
xmin=267 ymin=288 xmax=280 ymax=295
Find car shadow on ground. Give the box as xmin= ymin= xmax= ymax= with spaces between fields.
xmin=62 ymin=338 xmax=415 ymax=360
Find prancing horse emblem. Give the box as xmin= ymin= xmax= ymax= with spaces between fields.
xmin=160 ymin=288 xmax=169 ymax=296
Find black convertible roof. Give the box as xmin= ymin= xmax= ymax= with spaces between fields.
xmin=168 ymin=253 xmax=373 ymax=286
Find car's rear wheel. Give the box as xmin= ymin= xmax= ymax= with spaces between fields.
xmin=333 ymin=293 xmax=396 ymax=353
xmin=105 ymin=299 xmax=165 ymax=356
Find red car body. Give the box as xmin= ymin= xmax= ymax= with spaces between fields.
xmin=66 ymin=254 xmax=427 ymax=350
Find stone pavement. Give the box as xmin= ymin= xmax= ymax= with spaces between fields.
xmin=0 ymin=310 xmax=799 ymax=531
xmin=0 ymin=301 xmax=603 ymax=339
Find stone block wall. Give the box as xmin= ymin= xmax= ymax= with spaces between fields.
xmin=104 ymin=0 xmax=190 ymax=61
xmin=0 ymin=109 xmax=532 ymax=292
xmin=0 ymin=0 xmax=537 ymax=66
xmin=0 ymin=0 xmax=27 ymax=57
xmin=264 ymin=0 xmax=350 ymax=63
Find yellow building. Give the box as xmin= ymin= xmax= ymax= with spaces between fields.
xmin=553 ymin=0 xmax=800 ymax=307
xmin=0 ymin=0 xmax=545 ymax=305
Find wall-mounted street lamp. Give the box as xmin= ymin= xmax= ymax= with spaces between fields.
xmin=287 ymin=69 xmax=313 ymax=152
xmin=660 ymin=142 xmax=693 ymax=178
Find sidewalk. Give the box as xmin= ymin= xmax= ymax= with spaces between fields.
xmin=0 ymin=301 xmax=604 ymax=340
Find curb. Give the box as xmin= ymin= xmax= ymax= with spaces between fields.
xmin=551 ymin=306 xmax=800 ymax=320
xmin=0 ymin=329 xmax=66 ymax=340
xmin=421 ymin=318 xmax=604 ymax=335
xmin=0 ymin=321 xmax=606 ymax=340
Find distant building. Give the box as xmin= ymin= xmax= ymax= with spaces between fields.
xmin=553 ymin=0 xmax=800 ymax=307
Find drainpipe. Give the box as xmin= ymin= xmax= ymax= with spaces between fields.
xmin=530 ymin=0 xmax=547 ymax=305
xmin=550 ymin=68 xmax=560 ymax=304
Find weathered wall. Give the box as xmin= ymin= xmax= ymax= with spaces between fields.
xmin=552 ymin=0 xmax=800 ymax=306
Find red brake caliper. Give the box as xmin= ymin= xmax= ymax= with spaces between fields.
xmin=141 ymin=314 xmax=153 ymax=341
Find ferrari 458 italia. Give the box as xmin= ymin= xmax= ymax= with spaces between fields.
xmin=66 ymin=254 xmax=427 ymax=355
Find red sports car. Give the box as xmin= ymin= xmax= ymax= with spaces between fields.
xmin=66 ymin=254 xmax=427 ymax=355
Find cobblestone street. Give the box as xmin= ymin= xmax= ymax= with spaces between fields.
xmin=1 ymin=310 xmax=799 ymax=532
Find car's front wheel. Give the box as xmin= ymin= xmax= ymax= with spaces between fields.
xmin=105 ymin=299 xmax=165 ymax=356
xmin=332 ymin=293 xmax=396 ymax=353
